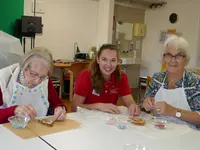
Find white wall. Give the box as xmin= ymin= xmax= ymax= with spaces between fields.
xmin=96 ymin=0 xmax=114 ymax=46
xmin=24 ymin=0 xmax=99 ymax=60
xmin=141 ymin=0 xmax=200 ymax=76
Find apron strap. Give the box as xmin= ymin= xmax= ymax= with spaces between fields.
xmin=6 ymin=67 xmax=17 ymax=88
xmin=182 ymin=71 xmax=185 ymax=88
xmin=162 ymin=74 xmax=167 ymax=86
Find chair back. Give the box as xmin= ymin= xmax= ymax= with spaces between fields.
xmin=146 ymin=76 xmax=152 ymax=88
xmin=70 ymin=62 xmax=90 ymax=79
xmin=64 ymin=62 xmax=90 ymax=102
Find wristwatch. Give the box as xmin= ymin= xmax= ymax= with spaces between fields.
xmin=175 ymin=108 xmax=182 ymax=118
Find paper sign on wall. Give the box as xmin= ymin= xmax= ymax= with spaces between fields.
xmin=159 ymin=30 xmax=168 ymax=43
xmin=159 ymin=29 xmax=182 ymax=43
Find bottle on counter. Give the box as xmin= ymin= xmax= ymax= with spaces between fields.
xmin=89 ymin=51 xmax=94 ymax=60
xmin=129 ymin=42 xmax=134 ymax=51
xmin=88 ymin=46 xmax=96 ymax=60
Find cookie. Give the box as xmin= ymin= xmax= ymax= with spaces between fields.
xmin=129 ymin=117 xmax=145 ymax=126
xmin=38 ymin=118 xmax=54 ymax=127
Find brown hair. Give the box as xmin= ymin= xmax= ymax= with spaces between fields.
xmin=88 ymin=44 xmax=121 ymax=94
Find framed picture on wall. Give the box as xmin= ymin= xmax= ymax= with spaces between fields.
xmin=159 ymin=30 xmax=168 ymax=43
xmin=159 ymin=29 xmax=181 ymax=43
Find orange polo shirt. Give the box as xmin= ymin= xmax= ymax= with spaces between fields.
xmin=74 ymin=70 xmax=131 ymax=104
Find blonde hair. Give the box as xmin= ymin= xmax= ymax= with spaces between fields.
xmin=19 ymin=47 xmax=54 ymax=76
xmin=164 ymin=35 xmax=190 ymax=65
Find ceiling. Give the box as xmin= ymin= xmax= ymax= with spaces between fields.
xmin=115 ymin=0 xmax=167 ymax=8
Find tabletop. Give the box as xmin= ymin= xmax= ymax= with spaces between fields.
xmin=0 ymin=125 xmax=53 ymax=150
xmin=41 ymin=106 xmax=200 ymax=150
xmin=1 ymin=106 xmax=199 ymax=150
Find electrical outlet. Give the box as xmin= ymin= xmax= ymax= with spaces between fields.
xmin=32 ymin=0 xmax=45 ymax=14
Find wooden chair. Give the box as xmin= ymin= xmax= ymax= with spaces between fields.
xmin=63 ymin=62 xmax=90 ymax=101
xmin=146 ymin=76 xmax=152 ymax=89
xmin=196 ymin=72 xmax=200 ymax=76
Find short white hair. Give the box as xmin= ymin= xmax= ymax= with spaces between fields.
xmin=163 ymin=35 xmax=190 ymax=65
xmin=20 ymin=47 xmax=54 ymax=76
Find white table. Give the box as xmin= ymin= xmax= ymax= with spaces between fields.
xmin=1 ymin=107 xmax=200 ymax=150
xmin=0 ymin=125 xmax=54 ymax=150
xmin=41 ymin=107 xmax=200 ymax=150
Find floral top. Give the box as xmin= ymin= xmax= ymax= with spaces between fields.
xmin=143 ymin=70 xmax=200 ymax=112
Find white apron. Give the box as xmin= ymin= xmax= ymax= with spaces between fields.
xmin=8 ymin=80 xmax=49 ymax=117
xmin=154 ymin=73 xmax=191 ymax=125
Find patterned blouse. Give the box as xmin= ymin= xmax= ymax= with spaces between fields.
xmin=143 ymin=70 xmax=200 ymax=112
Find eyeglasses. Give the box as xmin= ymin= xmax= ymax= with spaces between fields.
xmin=28 ymin=68 xmax=48 ymax=81
xmin=163 ymin=53 xmax=186 ymax=62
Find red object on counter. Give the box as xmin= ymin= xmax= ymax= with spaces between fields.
xmin=155 ymin=124 xmax=165 ymax=129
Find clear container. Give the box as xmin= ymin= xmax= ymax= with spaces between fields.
xmin=8 ymin=115 xmax=30 ymax=128
xmin=116 ymin=120 xmax=128 ymax=129
xmin=124 ymin=144 xmax=150 ymax=150
xmin=115 ymin=116 xmax=128 ymax=129
xmin=152 ymin=117 xmax=168 ymax=129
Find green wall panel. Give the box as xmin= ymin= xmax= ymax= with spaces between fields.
xmin=0 ymin=0 xmax=24 ymax=35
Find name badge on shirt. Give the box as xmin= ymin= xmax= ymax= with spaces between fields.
xmin=92 ymin=89 xmax=100 ymax=96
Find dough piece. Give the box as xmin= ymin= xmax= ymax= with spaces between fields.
xmin=38 ymin=118 xmax=54 ymax=127
xmin=129 ymin=117 xmax=145 ymax=126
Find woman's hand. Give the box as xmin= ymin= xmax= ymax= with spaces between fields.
xmin=14 ymin=104 xmax=36 ymax=119
xmin=96 ymin=103 xmax=120 ymax=114
xmin=142 ymin=97 xmax=155 ymax=111
xmin=52 ymin=106 xmax=67 ymax=121
xmin=128 ymin=104 xmax=141 ymax=116
xmin=154 ymin=101 xmax=176 ymax=116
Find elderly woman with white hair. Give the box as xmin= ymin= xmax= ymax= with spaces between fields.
xmin=142 ymin=35 xmax=200 ymax=127
xmin=0 ymin=47 xmax=66 ymax=123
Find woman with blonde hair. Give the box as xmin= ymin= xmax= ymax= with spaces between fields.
xmin=72 ymin=44 xmax=140 ymax=116
xmin=0 ymin=47 xmax=66 ymax=123
xmin=142 ymin=35 xmax=200 ymax=127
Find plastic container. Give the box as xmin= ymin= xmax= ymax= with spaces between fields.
xmin=8 ymin=115 xmax=30 ymax=128
xmin=116 ymin=120 xmax=128 ymax=129
xmin=152 ymin=117 xmax=168 ymax=129
xmin=115 ymin=116 xmax=128 ymax=129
